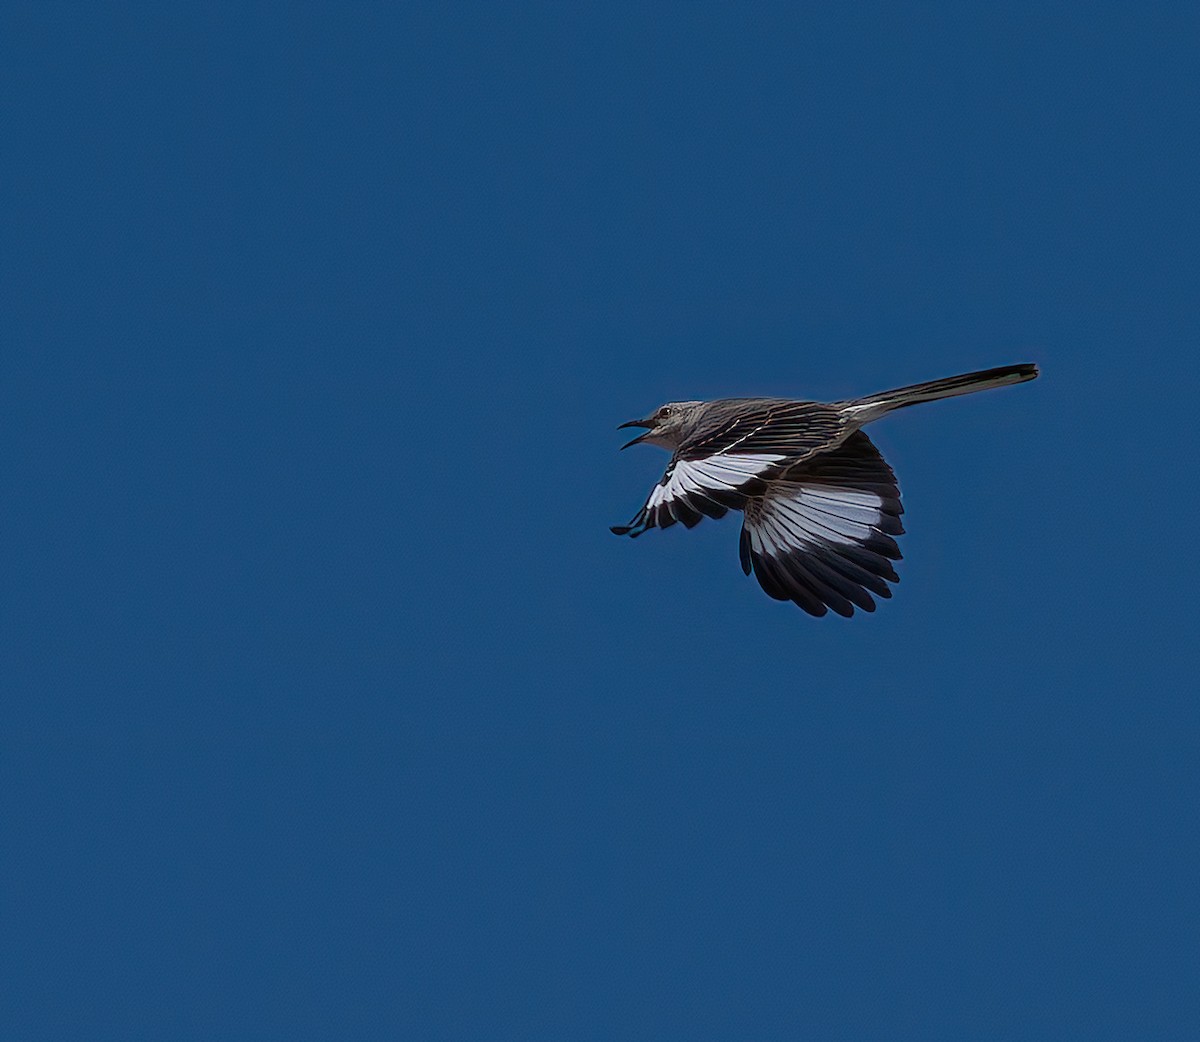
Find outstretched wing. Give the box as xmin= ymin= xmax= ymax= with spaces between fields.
xmin=740 ymin=431 xmax=904 ymax=617
xmin=610 ymin=452 xmax=788 ymax=537
xmin=612 ymin=399 xmax=849 ymax=538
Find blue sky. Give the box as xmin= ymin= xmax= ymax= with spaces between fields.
xmin=3 ymin=3 xmax=1198 ymax=1039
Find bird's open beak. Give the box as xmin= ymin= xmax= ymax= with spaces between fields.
xmin=617 ymin=417 xmax=653 ymax=449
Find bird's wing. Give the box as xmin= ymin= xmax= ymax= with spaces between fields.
xmin=739 ymin=431 xmax=904 ymax=617
xmin=678 ymin=398 xmax=848 ymax=461
xmin=610 ymin=451 xmax=789 ymax=537
xmin=611 ymin=400 xmax=850 ymax=538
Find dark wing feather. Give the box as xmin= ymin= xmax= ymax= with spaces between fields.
xmin=740 ymin=431 xmax=905 ymax=616
xmin=679 ymin=398 xmax=848 ymax=462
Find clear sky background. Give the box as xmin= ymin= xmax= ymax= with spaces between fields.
xmin=4 ymin=3 xmax=1198 ymax=1040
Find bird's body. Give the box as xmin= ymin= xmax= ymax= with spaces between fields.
xmin=612 ymin=363 xmax=1038 ymax=616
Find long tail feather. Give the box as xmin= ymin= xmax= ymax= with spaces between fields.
xmin=840 ymin=363 xmax=1038 ymax=423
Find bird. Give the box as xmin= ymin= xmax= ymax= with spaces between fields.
xmin=611 ymin=362 xmax=1039 ymax=616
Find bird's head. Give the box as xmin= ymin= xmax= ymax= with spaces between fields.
xmin=618 ymin=401 xmax=702 ymax=451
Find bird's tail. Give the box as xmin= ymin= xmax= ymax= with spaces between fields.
xmin=839 ymin=363 xmax=1038 ymax=424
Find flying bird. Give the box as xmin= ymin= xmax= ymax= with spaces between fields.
xmin=612 ymin=363 xmax=1038 ymax=616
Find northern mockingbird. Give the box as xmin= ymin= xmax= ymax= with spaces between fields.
xmin=612 ymin=363 xmax=1038 ymax=616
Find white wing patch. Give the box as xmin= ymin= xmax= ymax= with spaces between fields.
xmin=648 ymin=453 xmax=786 ymax=510
xmin=741 ymin=474 xmax=905 ymax=618
xmin=612 ymin=451 xmax=787 ymax=536
xmin=749 ymin=484 xmax=886 ymax=552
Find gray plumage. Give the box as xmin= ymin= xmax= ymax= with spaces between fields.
xmin=612 ymin=362 xmax=1039 ymax=616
